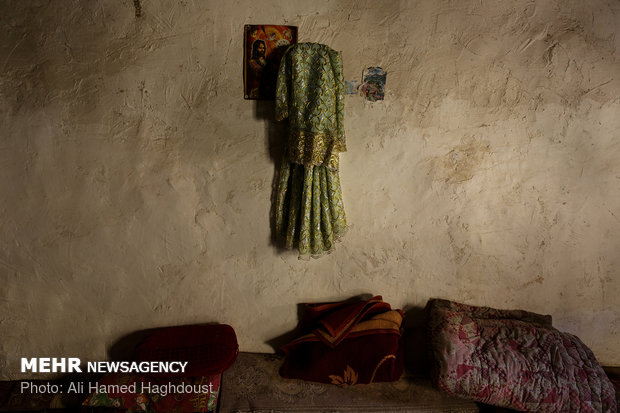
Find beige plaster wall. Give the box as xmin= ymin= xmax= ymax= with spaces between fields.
xmin=1 ymin=0 xmax=619 ymax=379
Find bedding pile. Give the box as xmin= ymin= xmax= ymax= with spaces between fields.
xmin=281 ymin=295 xmax=405 ymax=385
xmin=428 ymin=299 xmax=617 ymax=412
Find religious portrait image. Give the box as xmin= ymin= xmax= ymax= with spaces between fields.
xmin=244 ymin=24 xmax=297 ymax=100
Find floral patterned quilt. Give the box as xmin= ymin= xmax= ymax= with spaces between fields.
xmin=428 ymin=299 xmax=617 ymax=412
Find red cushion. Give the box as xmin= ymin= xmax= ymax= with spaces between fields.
xmin=134 ymin=323 xmax=238 ymax=377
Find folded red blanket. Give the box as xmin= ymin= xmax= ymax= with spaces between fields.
xmin=281 ymin=296 xmax=404 ymax=385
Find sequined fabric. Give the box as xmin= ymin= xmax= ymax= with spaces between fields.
xmin=274 ymin=43 xmax=347 ymax=258
xmin=275 ymin=43 xmax=346 ymax=170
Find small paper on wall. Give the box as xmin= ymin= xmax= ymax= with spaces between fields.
xmin=344 ymin=80 xmax=360 ymax=95
xmin=360 ymin=67 xmax=386 ymax=102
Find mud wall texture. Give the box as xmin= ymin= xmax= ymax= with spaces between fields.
xmin=1 ymin=0 xmax=619 ymax=378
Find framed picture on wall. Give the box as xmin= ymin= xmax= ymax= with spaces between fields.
xmin=244 ymin=24 xmax=297 ymax=100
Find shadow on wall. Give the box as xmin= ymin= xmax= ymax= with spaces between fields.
xmin=108 ymin=328 xmax=158 ymax=361
xmin=401 ymin=304 xmax=432 ymax=379
xmin=265 ymin=302 xmax=308 ymax=353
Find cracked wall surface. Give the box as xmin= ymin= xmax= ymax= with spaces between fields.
xmin=1 ymin=0 xmax=619 ymax=378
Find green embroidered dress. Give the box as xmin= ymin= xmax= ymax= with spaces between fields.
xmin=274 ymin=43 xmax=347 ymax=258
